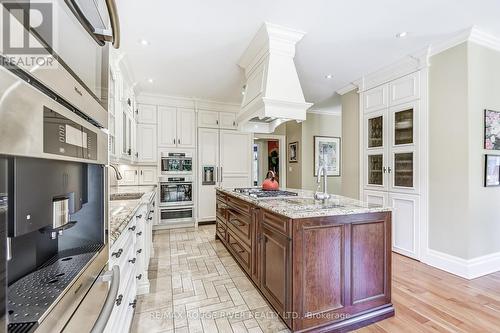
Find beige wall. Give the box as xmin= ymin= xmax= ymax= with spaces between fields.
xmin=429 ymin=41 xmax=500 ymax=259
xmin=300 ymin=113 xmax=342 ymax=193
xmin=467 ymin=42 xmax=500 ymax=258
xmin=340 ymin=90 xmax=360 ymax=199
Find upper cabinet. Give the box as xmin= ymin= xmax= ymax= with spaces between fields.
xmin=363 ymin=85 xmax=388 ymax=113
xmin=137 ymin=124 xmax=157 ymax=163
xmin=158 ymin=106 xmax=196 ymax=148
xmin=137 ymin=104 xmax=157 ymax=124
xmin=198 ymin=110 xmax=238 ymax=130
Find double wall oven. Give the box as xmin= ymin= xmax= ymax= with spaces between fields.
xmin=159 ymin=152 xmax=194 ymax=226
xmin=0 ymin=0 xmax=119 ymax=332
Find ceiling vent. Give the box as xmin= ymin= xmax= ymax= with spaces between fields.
xmin=237 ymin=23 xmax=313 ymax=133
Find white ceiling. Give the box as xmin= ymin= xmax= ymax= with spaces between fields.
xmin=116 ymin=0 xmax=500 ymax=105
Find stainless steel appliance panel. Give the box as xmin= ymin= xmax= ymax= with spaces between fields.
xmin=159 ymin=177 xmax=193 ymax=207
xmin=161 ymin=152 xmax=193 ymax=175
xmin=0 ymin=66 xmax=108 ymax=165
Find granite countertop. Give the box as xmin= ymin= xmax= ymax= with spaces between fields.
xmin=109 ymin=185 xmax=156 ymax=246
xmin=217 ymin=187 xmax=391 ymax=219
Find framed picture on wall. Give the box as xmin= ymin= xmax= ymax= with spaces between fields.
xmin=288 ymin=141 xmax=298 ymax=163
xmin=314 ymin=136 xmax=341 ymax=176
xmin=484 ymin=109 xmax=500 ymax=150
xmin=485 ymin=154 xmax=500 ymax=187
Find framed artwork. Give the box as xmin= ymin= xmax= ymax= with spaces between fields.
xmin=288 ymin=141 xmax=298 ymax=163
xmin=484 ymin=109 xmax=500 ymax=150
xmin=485 ymin=155 xmax=500 ymax=187
xmin=314 ymin=136 xmax=341 ymax=177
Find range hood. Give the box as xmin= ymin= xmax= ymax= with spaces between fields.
xmin=237 ymin=23 xmax=313 ymax=133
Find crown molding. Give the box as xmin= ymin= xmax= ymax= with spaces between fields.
xmin=336 ymin=83 xmax=358 ymax=96
xmin=307 ymin=108 xmax=342 ymax=117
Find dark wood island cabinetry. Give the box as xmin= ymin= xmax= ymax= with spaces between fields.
xmin=216 ymin=189 xmax=394 ymax=332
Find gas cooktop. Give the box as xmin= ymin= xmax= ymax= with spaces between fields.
xmin=233 ymin=188 xmax=298 ymax=198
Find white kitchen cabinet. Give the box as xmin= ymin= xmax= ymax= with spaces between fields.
xmin=158 ymin=106 xmax=177 ymax=147
xmin=120 ymin=165 xmax=139 ymax=186
xmin=363 ymin=84 xmax=388 ymax=113
xmin=389 ymin=72 xmax=420 ymax=106
xmin=219 ymin=112 xmax=237 ymax=129
xmin=158 ymin=106 xmax=196 ymax=148
xmin=197 ymin=128 xmax=252 ymax=221
xmin=139 ymin=166 xmax=157 ymax=185
xmin=177 ymin=107 xmax=196 ymax=148
xmin=361 ymin=70 xmax=425 ymax=260
xmin=389 ymin=193 xmax=420 ymax=259
xmin=137 ymin=124 xmax=157 ymax=163
xmin=137 ymin=103 xmax=157 ymax=124
xmin=198 ymin=110 xmax=219 ymax=128
xmin=197 ymin=110 xmax=238 ymax=130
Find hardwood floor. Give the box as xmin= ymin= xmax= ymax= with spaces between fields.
xmin=355 ymin=254 xmax=500 ymax=333
xmin=132 ymin=225 xmax=500 ymax=333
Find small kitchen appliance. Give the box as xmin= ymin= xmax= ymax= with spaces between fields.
xmin=262 ymin=170 xmax=280 ymax=191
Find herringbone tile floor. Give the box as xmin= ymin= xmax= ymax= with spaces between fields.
xmin=130 ymin=225 xmax=290 ymax=333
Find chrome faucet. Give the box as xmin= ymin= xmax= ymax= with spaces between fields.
xmin=314 ymin=163 xmax=330 ymax=202
xmin=109 ymin=163 xmax=123 ymax=180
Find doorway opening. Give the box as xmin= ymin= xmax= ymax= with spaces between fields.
xmin=252 ymin=134 xmax=286 ymax=187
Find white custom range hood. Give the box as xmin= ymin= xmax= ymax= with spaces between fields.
xmin=237 ymin=23 xmax=313 ymax=133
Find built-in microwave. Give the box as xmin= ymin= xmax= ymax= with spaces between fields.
xmin=161 ymin=152 xmax=193 ymax=175
xmin=1 ymin=0 xmax=120 ymax=127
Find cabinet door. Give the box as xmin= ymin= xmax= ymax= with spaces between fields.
xmin=219 ymin=112 xmax=237 ymax=129
xmin=137 ymin=124 xmax=157 ymax=163
xmin=177 ymin=107 xmax=196 ymax=148
xmin=157 ymin=106 xmax=177 ymax=147
xmin=389 ymin=72 xmax=420 ymax=106
xmin=119 ymin=166 xmax=139 ymax=186
xmin=198 ymin=128 xmax=219 ymax=221
xmin=137 ymin=104 xmax=157 ymax=124
xmin=389 ymin=101 xmax=418 ymax=148
xmin=363 ymin=84 xmax=388 ymax=113
xmin=259 ymin=223 xmax=291 ymax=321
xmin=365 ymin=152 xmax=388 ymax=191
xmin=389 ymin=193 xmax=420 ymax=259
xmin=364 ymin=110 xmax=387 ymax=149
xmin=139 ymin=167 xmax=157 ymax=185
xmin=197 ymin=110 xmax=219 ymax=128
xmin=220 ymin=130 xmax=252 ymax=188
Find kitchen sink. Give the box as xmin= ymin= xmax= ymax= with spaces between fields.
xmin=110 ymin=192 xmax=144 ymax=201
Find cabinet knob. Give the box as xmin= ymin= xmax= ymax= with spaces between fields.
xmin=178 ymin=139 xmax=181 ymax=144
xmin=128 ymin=257 xmax=136 ymax=264
xmin=148 ymin=216 xmax=153 ymax=221
xmin=388 ymin=167 xmax=392 ymax=173
xmin=111 ymin=249 xmax=123 ymax=258
xmin=136 ymin=214 xmax=143 ymax=219
xmin=137 ymin=231 xmax=142 ymax=236
xmin=129 ymin=299 xmax=137 ymax=308
xmin=216 ymin=120 xmax=219 ymax=125
xmin=173 ymin=138 xmax=176 ymax=144
xmin=137 ymin=248 xmax=142 ymax=254
xmin=116 ymin=294 xmax=123 ymax=306
xmin=136 ymin=274 xmax=142 ymax=280
xmin=128 ymin=226 xmax=136 ymax=231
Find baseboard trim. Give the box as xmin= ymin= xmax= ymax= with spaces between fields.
xmin=422 ymin=249 xmax=500 ymax=279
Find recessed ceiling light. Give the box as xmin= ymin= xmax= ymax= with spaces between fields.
xmin=325 ymin=74 xmax=333 ymax=79
xmin=140 ymin=39 xmax=150 ymax=46
xmin=147 ymin=78 xmax=154 ymax=83
xmin=396 ymin=32 xmax=408 ymax=38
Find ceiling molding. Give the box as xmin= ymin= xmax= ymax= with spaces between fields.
xmin=307 ymin=108 xmax=341 ymax=117
xmin=336 ymin=83 xmax=358 ymax=96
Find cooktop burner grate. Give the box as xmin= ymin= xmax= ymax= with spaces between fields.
xmin=8 ymin=245 xmax=101 ymax=325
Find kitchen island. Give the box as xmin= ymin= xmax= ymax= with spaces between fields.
xmin=215 ymin=188 xmax=394 ymax=332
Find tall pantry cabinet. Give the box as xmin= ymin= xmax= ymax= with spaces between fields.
xmin=361 ymin=71 xmax=426 ymax=260
xmin=197 ymin=116 xmax=252 ymax=222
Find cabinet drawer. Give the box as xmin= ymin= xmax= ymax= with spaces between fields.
xmin=227 ymin=195 xmax=252 ymax=215
xmin=227 ymin=229 xmax=250 ymax=272
xmin=227 ymin=208 xmax=251 ymax=246
xmin=261 ymin=211 xmax=290 ymax=236
xmin=216 ymin=200 xmax=228 ymax=222
xmin=216 ymin=218 xmax=227 ymax=241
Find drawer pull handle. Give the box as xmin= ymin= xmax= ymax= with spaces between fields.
xmin=129 ymin=299 xmax=137 ymax=308
xmin=137 ymin=231 xmax=142 ymax=236
xmin=137 ymin=249 xmax=142 ymax=254
xmin=129 ymin=258 xmax=136 ymax=264
xmin=129 ymin=226 xmax=136 ymax=231
xmin=148 ymin=217 xmax=153 ymax=221
xmin=136 ymin=274 xmax=142 ymax=280
xmin=136 ymin=214 xmax=143 ymax=219
xmin=111 ymin=249 xmax=123 ymax=258
xmin=150 ymin=210 xmax=154 ymax=213
xmin=116 ymin=294 xmax=123 ymax=306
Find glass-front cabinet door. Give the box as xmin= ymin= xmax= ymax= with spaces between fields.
xmin=366 ymin=111 xmax=385 ymax=149
xmin=366 ymin=153 xmax=386 ymax=189
xmin=392 ymin=152 xmax=414 ymax=188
